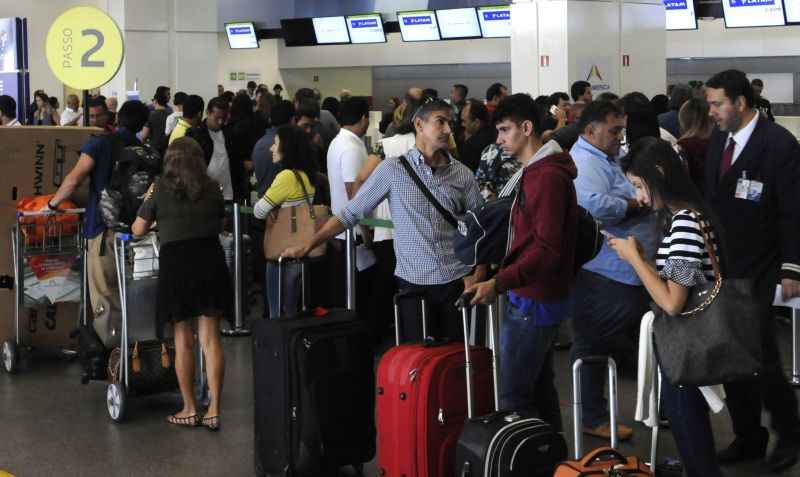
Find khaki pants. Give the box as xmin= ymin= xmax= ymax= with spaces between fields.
xmin=87 ymin=231 xmax=122 ymax=347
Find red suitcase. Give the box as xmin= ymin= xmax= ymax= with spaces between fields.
xmin=376 ymin=294 xmax=493 ymax=477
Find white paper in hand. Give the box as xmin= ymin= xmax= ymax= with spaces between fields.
xmin=773 ymin=285 xmax=800 ymax=309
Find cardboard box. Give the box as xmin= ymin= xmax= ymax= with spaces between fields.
xmin=0 ymin=126 xmax=101 ymax=345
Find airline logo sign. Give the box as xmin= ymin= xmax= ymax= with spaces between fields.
xmin=402 ymin=16 xmax=433 ymax=26
xmin=664 ymin=0 xmax=688 ymax=10
xmin=483 ymin=10 xmax=510 ymax=21
xmin=729 ymin=0 xmax=775 ymax=6
xmin=228 ymin=27 xmax=252 ymax=35
xmin=587 ymin=65 xmax=604 ymax=82
xmin=351 ymin=18 xmax=379 ymax=28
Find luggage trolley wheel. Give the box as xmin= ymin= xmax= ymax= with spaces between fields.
xmin=2 ymin=340 xmax=18 ymax=374
xmin=107 ymin=382 xmax=127 ymax=423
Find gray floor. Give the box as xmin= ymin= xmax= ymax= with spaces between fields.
xmin=1 ymin=319 xmax=799 ymax=476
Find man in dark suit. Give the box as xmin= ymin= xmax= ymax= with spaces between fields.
xmin=704 ymin=69 xmax=800 ymax=473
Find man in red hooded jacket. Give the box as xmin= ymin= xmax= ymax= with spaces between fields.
xmin=467 ymin=93 xmax=579 ymax=430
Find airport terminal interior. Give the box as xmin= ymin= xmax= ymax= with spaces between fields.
xmin=1 ymin=0 xmax=800 ymax=476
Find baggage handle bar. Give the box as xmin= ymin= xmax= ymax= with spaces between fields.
xmin=393 ymin=291 xmax=429 ymax=346
xmin=346 ymin=228 xmax=356 ymax=311
xmin=276 ymin=256 xmax=308 ymax=315
xmin=792 ymin=308 xmax=800 ymax=387
xmin=456 ymin=294 xmax=501 ymax=419
xmin=572 ymin=356 xmax=618 ymax=459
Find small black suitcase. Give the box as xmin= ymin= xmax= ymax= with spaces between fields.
xmin=454 ymin=298 xmax=568 ymax=477
xmin=253 ymin=240 xmax=375 ymax=477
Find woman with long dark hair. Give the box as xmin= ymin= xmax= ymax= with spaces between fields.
xmin=132 ymin=137 xmax=232 ymax=431
xmin=607 ymin=137 xmax=723 ymax=477
xmin=253 ymin=125 xmax=318 ymax=317
xmin=32 ymin=91 xmax=59 ymax=126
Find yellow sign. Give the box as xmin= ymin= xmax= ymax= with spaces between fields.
xmin=45 ymin=6 xmax=124 ymax=90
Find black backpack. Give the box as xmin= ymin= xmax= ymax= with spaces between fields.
xmin=99 ymin=138 xmax=162 ymax=229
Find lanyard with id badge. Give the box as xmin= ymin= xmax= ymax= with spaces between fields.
xmin=735 ymin=171 xmax=764 ymax=202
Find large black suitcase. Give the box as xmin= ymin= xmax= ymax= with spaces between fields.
xmin=454 ymin=298 xmax=568 ymax=477
xmin=253 ymin=239 xmax=375 ymax=477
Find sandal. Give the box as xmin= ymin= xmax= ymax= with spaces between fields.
xmin=202 ymin=415 xmax=220 ymax=432
xmin=167 ymin=414 xmax=200 ymax=427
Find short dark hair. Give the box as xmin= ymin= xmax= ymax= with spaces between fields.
xmin=619 ymin=92 xmax=651 ymax=115
xmin=493 ymin=93 xmax=543 ymax=137
xmin=751 ymin=78 xmax=764 ymax=88
xmin=247 ymin=81 xmax=257 ymax=89
xmin=0 ymin=95 xmax=16 ymax=118
xmin=667 ymin=84 xmax=692 ymax=112
xmin=270 ymin=100 xmax=295 ymax=127
xmin=339 ymin=97 xmax=370 ymax=126
xmin=412 ymin=98 xmax=453 ymax=124
xmin=486 ymin=83 xmax=506 ymax=102
xmin=154 ymin=86 xmax=170 ymax=106
xmin=549 ymin=92 xmax=570 ymax=107
xmin=296 ymin=98 xmax=320 ymax=119
xmin=295 ymin=88 xmax=316 ymax=103
xmin=172 ymin=92 xmax=188 ymax=107
xmin=182 ymin=95 xmax=205 ymax=120
xmin=465 ymin=99 xmax=489 ymax=124
xmin=116 ymin=100 xmax=150 ymax=133
xmin=571 ymin=81 xmax=591 ymax=102
xmin=273 ymin=84 xmax=283 ymax=91
xmin=87 ymin=97 xmax=108 ymax=110
xmin=222 ymin=91 xmax=235 ymax=104
xmin=321 ymin=97 xmax=340 ymax=119
xmin=422 ymin=88 xmax=439 ymax=99
xmin=207 ymin=96 xmax=229 ymax=113
xmin=706 ymin=69 xmax=754 ymax=109
xmin=596 ymin=92 xmax=619 ymax=102
xmin=276 ymin=124 xmax=318 ymax=179
xmin=453 ymin=84 xmax=468 ymax=99
xmin=577 ymin=100 xmax=624 ymax=132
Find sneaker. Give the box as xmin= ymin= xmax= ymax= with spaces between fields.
xmin=583 ymin=422 xmax=634 ymax=441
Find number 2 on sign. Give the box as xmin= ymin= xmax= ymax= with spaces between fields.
xmin=81 ymin=29 xmax=105 ymax=68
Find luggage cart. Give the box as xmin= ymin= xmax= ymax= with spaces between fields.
xmin=2 ymin=208 xmax=88 ymax=374
xmin=106 ymin=232 xmax=207 ymax=423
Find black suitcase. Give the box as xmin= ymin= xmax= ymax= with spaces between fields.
xmin=454 ymin=298 xmax=568 ymax=477
xmin=253 ymin=239 xmax=375 ymax=477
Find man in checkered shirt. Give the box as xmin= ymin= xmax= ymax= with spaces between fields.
xmin=284 ymin=99 xmax=486 ymax=341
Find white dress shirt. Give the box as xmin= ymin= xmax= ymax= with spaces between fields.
xmin=327 ymin=127 xmax=368 ymax=240
xmin=60 ymin=107 xmax=83 ymax=126
xmin=727 ymin=110 xmax=760 ymax=166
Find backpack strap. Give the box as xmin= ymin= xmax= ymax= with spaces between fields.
xmin=398 ymin=156 xmax=458 ymax=228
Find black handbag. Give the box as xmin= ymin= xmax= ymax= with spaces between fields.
xmin=652 ymin=215 xmax=764 ymax=386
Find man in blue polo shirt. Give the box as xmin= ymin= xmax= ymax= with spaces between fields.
xmin=46 ymin=99 xmax=150 ymax=347
xmin=570 ymin=100 xmax=658 ymax=441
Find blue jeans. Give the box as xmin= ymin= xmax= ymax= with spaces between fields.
xmin=570 ymin=270 xmax=649 ymax=428
xmin=661 ymin=377 xmax=723 ymax=477
xmin=265 ymin=261 xmax=301 ymax=319
xmin=500 ymin=300 xmax=562 ymax=432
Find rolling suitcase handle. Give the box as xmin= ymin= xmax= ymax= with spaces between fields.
xmin=393 ymin=291 xmax=429 ymax=346
xmin=276 ymin=256 xmax=307 ymax=315
xmin=572 ymin=356 xmax=619 ymax=459
xmin=456 ymin=294 xmax=501 ymax=418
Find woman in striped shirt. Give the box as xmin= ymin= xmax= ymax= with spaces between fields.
xmin=608 ymin=137 xmax=723 ymax=477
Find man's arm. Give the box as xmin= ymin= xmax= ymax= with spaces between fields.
xmin=574 ymin=159 xmax=630 ymax=225
xmin=49 ymin=153 xmax=95 ymax=207
xmin=775 ymin=135 xmax=800 ymax=298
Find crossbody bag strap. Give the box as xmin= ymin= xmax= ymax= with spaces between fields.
xmin=398 ymin=156 xmax=458 ymax=228
xmin=291 ymin=169 xmax=316 ymax=220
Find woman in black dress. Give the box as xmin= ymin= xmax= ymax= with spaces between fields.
xmin=132 ymin=137 xmax=232 ymax=431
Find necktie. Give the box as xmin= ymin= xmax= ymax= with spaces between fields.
xmin=719 ymin=138 xmax=736 ymax=178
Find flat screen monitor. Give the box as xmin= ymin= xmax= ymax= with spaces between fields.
xmin=312 ymin=16 xmax=350 ymax=44
xmin=722 ymin=0 xmax=786 ymax=27
xmin=281 ymin=18 xmax=317 ymax=47
xmin=477 ymin=5 xmax=511 ymax=38
xmin=785 ymin=0 xmax=800 ymax=22
xmin=346 ymin=14 xmax=386 ymax=44
xmin=225 ymin=22 xmax=259 ymax=49
xmin=664 ymin=0 xmax=698 ymax=30
xmin=397 ymin=10 xmax=441 ymax=42
xmin=435 ymin=8 xmax=481 ymax=40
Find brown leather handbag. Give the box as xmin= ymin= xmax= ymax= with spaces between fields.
xmin=263 ymin=170 xmax=330 ymax=260
xmin=554 ymin=447 xmax=653 ymax=476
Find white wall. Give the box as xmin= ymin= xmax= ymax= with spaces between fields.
xmin=217 ymin=35 xmax=285 ymax=94
xmin=280 ymin=67 xmax=373 ymax=100
xmin=667 ymin=18 xmax=800 ymax=59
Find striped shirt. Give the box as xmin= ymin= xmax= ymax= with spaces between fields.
xmin=655 ymin=209 xmax=718 ymax=287
xmin=338 ymin=147 xmax=483 ymax=285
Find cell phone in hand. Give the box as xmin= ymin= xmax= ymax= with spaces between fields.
xmin=550 ymin=105 xmax=560 ymax=116
xmin=600 ymin=230 xmax=616 ymax=239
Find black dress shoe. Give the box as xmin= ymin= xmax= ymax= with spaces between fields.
xmin=717 ymin=428 xmax=768 ymax=464
xmin=767 ymin=436 xmax=800 ymax=473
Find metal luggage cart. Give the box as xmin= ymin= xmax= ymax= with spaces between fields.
xmin=2 ymin=209 xmax=88 ymax=374
xmin=106 ymin=232 xmax=207 ymax=423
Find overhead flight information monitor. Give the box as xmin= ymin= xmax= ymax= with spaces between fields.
xmin=722 ymin=0 xmax=785 ymax=27
xmin=346 ymin=14 xmax=386 ymax=43
xmin=785 ymin=0 xmax=800 ymax=22
xmin=225 ymin=22 xmax=259 ymax=49
xmin=477 ymin=5 xmax=511 ymax=38
xmin=663 ymin=0 xmax=698 ymax=30
xmin=397 ymin=10 xmax=441 ymax=42
xmin=436 ymin=8 xmax=481 ymax=40
xmin=312 ymin=16 xmax=350 ymax=44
